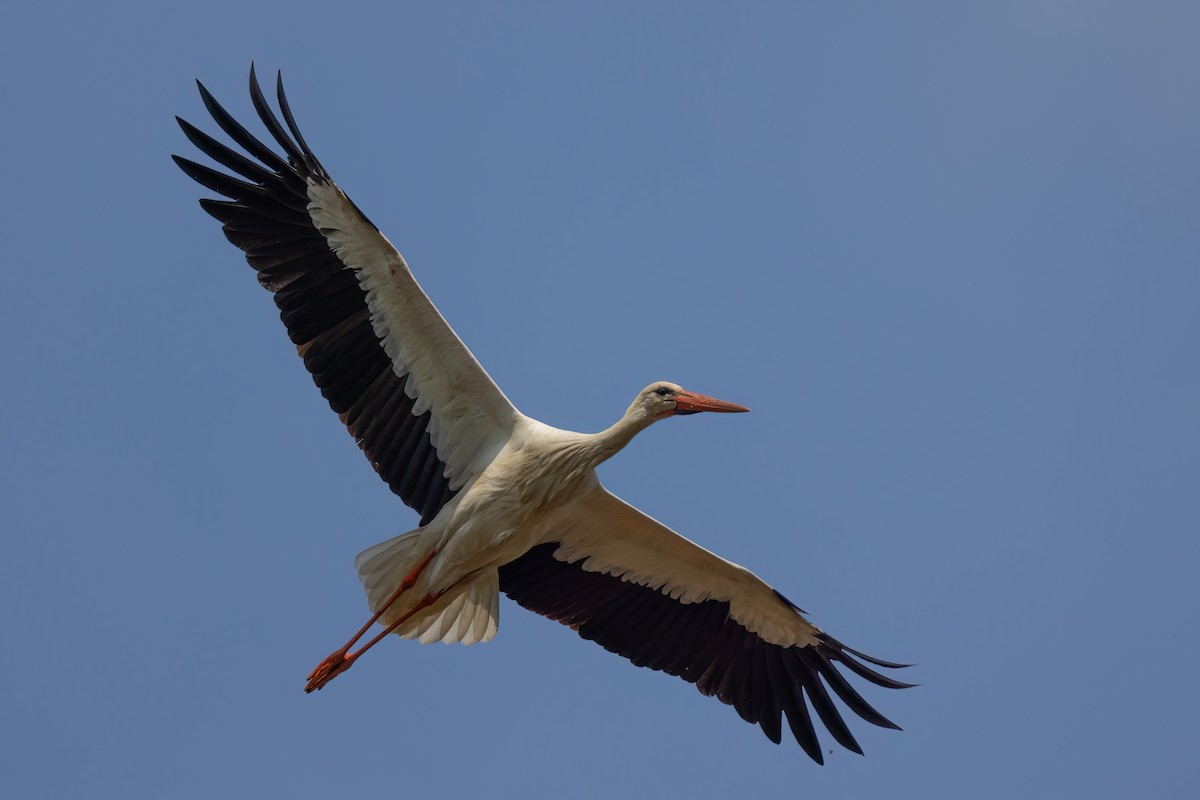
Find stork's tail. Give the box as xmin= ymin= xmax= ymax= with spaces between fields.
xmin=355 ymin=531 xmax=499 ymax=645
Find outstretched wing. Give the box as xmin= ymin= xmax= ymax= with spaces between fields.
xmin=174 ymin=67 xmax=520 ymax=523
xmin=498 ymin=484 xmax=911 ymax=763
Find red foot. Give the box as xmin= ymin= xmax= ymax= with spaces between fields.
xmin=305 ymin=649 xmax=356 ymax=693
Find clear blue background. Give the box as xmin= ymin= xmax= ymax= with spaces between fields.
xmin=3 ymin=2 xmax=1197 ymax=797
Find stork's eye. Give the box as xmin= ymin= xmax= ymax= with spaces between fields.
xmin=655 ymin=387 xmax=672 ymax=397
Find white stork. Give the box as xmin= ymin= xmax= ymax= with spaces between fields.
xmin=174 ymin=66 xmax=912 ymax=763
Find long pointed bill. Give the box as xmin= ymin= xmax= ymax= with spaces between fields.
xmin=674 ymin=391 xmax=751 ymax=415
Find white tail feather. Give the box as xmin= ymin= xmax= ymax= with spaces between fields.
xmin=355 ymin=530 xmax=428 ymax=612
xmin=355 ymin=531 xmax=499 ymax=645
xmin=419 ymin=571 xmax=499 ymax=644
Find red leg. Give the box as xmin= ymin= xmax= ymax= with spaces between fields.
xmin=304 ymin=547 xmax=438 ymax=693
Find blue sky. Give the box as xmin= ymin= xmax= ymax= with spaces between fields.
xmin=2 ymin=1 xmax=1197 ymax=797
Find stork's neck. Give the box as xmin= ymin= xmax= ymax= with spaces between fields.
xmin=580 ymin=406 xmax=660 ymax=468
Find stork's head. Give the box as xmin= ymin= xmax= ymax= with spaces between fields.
xmin=635 ymin=381 xmax=751 ymax=419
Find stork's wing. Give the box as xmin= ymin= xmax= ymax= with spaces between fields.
xmin=174 ymin=68 xmax=520 ymax=523
xmin=498 ymin=485 xmax=912 ymax=763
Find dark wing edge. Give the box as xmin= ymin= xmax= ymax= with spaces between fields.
xmin=173 ymin=65 xmax=455 ymax=524
xmin=498 ymin=543 xmax=913 ymax=764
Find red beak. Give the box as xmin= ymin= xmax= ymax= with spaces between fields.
xmin=674 ymin=391 xmax=751 ymax=415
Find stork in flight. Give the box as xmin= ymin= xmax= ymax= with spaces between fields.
xmin=174 ymin=66 xmax=912 ymax=763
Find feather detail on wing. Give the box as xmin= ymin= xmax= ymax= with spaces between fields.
xmin=174 ymin=67 xmax=519 ymax=522
xmin=498 ymin=485 xmax=912 ymax=762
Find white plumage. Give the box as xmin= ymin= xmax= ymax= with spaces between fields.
xmin=174 ymin=65 xmax=912 ymax=763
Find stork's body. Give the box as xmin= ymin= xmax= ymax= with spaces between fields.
xmin=369 ymin=417 xmax=613 ymax=634
xmin=351 ymin=389 xmax=749 ymax=650
xmin=175 ymin=67 xmax=912 ymax=763
xmin=429 ymin=419 xmax=630 ymax=577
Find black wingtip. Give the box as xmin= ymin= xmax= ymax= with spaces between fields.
xmin=834 ymin=649 xmax=919 ymax=690
xmin=171 ymin=153 xmax=203 ymax=178
xmin=247 ymin=62 xmax=308 ymax=169
xmin=247 ymin=64 xmax=265 ymax=118
xmin=195 ymin=80 xmax=227 ymax=125
xmin=275 ymin=68 xmax=324 ymax=175
xmin=824 ymin=635 xmax=914 ymax=670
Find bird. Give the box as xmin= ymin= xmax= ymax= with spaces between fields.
xmin=173 ymin=65 xmax=913 ymax=763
